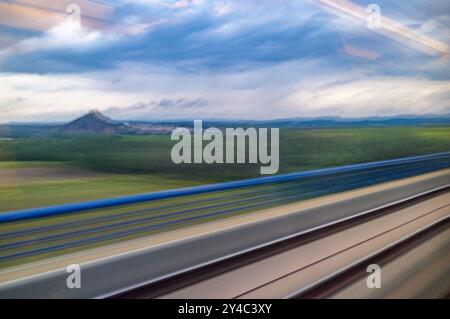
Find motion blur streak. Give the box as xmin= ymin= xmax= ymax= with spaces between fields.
xmin=315 ymin=0 xmax=449 ymax=56
xmin=0 ymin=0 xmax=114 ymax=32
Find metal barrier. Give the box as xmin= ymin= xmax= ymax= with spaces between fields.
xmin=1 ymin=151 xmax=450 ymax=223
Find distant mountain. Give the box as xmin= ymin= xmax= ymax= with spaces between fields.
xmin=1 ymin=111 xmax=449 ymax=138
xmin=60 ymin=111 xmax=144 ymax=135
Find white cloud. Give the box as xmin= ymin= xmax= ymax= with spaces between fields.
xmin=167 ymin=0 xmax=204 ymax=9
xmin=212 ymin=1 xmax=238 ymax=16
xmin=1 ymin=60 xmax=449 ymax=123
xmin=118 ymin=18 xmax=167 ymax=36
xmin=0 ymin=20 xmax=117 ymax=66
xmin=286 ymin=76 xmax=450 ymax=117
xmin=133 ymin=0 xmax=204 ymax=10
xmin=43 ymin=21 xmax=104 ymax=49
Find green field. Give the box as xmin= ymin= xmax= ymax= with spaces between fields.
xmin=1 ymin=126 xmax=450 ymax=211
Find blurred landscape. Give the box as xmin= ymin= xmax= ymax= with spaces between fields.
xmin=1 ymin=111 xmax=449 ymax=212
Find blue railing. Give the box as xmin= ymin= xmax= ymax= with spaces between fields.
xmin=1 ymin=151 xmax=450 ymax=223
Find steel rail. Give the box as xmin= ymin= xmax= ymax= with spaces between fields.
xmin=287 ymin=215 xmax=450 ymax=299
xmin=109 ymin=186 xmax=450 ymax=299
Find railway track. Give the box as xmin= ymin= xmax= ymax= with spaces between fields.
xmin=112 ymin=187 xmax=450 ymax=299
xmin=291 ymin=217 xmax=450 ymax=299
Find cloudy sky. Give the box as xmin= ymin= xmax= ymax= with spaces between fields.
xmin=0 ymin=0 xmax=449 ymax=122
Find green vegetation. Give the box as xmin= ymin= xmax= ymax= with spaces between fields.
xmin=0 ymin=175 xmax=201 ymax=211
xmin=0 ymin=126 xmax=449 ymax=211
